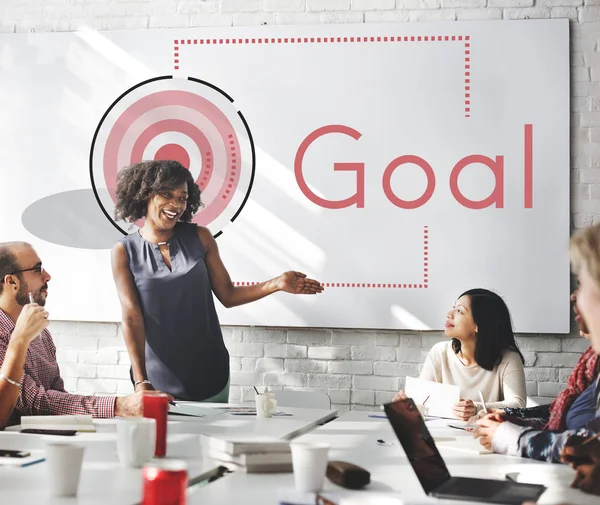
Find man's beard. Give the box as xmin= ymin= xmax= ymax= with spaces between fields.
xmin=16 ymin=283 xmax=46 ymax=307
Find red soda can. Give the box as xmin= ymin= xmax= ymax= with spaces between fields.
xmin=141 ymin=460 xmax=188 ymax=505
xmin=143 ymin=392 xmax=169 ymax=457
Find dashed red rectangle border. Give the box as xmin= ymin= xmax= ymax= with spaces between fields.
xmin=174 ymin=35 xmax=471 ymax=118
xmin=232 ymin=225 xmax=429 ymax=290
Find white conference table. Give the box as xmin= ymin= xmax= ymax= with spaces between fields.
xmin=186 ymin=411 xmax=600 ymax=505
xmin=0 ymin=403 xmax=338 ymax=505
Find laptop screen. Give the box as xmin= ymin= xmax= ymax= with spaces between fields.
xmin=383 ymin=399 xmax=452 ymax=494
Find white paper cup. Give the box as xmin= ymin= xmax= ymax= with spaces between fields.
xmin=255 ymin=393 xmax=277 ymax=418
xmin=117 ymin=417 xmax=156 ymax=467
xmin=290 ymin=442 xmax=330 ymax=493
xmin=45 ymin=443 xmax=85 ymax=496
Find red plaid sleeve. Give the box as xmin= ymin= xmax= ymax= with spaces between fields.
xmin=0 ymin=327 xmax=116 ymax=424
xmin=17 ymin=373 xmax=116 ymax=418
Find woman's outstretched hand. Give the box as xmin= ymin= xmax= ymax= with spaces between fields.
xmin=278 ymin=271 xmax=324 ymax=295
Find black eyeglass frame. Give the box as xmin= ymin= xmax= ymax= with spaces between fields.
xmin=9 ymin=263 xmax=43 ymax=275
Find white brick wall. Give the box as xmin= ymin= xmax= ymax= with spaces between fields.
xmin=47 ymin=320 xmax=589 ymax=411
xmin=4 ymin=0 xmax=599 ymax=412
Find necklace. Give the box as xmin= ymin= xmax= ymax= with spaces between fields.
xmin=138 ymin=230 xmax=171 ymax=246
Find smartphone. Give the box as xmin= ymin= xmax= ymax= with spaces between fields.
xmin=0 ymin=449 xmax=31 ymax=458
xmin=21 ymin=429 xmax=77 ymax=436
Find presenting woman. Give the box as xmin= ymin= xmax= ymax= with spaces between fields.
xmin=111 ymin=160 xmax=323 ymax=402
xmin=394 ymin=288 xmax=526 ymax=420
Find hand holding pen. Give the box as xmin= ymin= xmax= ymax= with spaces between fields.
xmin=561 ymin=433 xmax=600 ymax=468
xmin=12 ymin=292 xmax=49 ymax=345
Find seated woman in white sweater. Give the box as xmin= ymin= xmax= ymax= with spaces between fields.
xmin=395 ymin=288 xmax=527 ymax=420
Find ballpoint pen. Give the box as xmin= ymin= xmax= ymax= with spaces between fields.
xmin=478 ymin=391 xmax=488 ymax=414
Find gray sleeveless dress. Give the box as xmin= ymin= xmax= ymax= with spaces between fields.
xmin=120 ymin=222 xmax=230 ymax=401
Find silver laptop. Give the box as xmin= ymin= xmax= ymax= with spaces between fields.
xmin=383 ymin=399 xmax=546 ymax=505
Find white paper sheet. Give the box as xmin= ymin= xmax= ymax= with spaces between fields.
xmin=405 ymin=377 xmax=460 ymax=419
xmin=436 ymin=437 xmax=493 ymax=455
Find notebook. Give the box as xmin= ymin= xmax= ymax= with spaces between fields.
xmin=168 ymin=403 xmax=225 ymax=418
xmin=206 ymin=449 xmax=292 ymax=466
xmin=208 ymin=449 xmax=293 ymax=473
xmin=200 ymin=433 xmax=290 ymax=456
xmin=20 ymin=415 xmax=96 ymax=433
xmin=226 ymin=460 xmax=293 ymax=473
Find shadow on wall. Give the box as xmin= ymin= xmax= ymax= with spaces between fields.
xmin=22 ymin=189 xmax=124 ymax=249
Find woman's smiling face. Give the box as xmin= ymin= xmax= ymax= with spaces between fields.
xmin=146 ymin=182 xmax=189 ymax=231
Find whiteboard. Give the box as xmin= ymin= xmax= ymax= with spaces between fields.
xmin=0 ymin=20 xmax=570 ymax=332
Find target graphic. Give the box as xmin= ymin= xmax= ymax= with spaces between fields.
xmin=90 ymin=76 xmax=255 ymax=237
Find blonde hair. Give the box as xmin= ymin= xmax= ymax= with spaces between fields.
xmin=570 ymin=223 xmax=600 ymax=291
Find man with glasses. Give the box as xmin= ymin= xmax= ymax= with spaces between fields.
xmin=0 ymin=241 xmax=151 ymax=426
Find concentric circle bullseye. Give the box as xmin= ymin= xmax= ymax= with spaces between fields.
xmin=90 ymin=76 xmax=255 ymax=237
xmin=154 ymin=143 xmax=190 ymax=167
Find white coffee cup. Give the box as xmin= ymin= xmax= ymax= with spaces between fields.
xmin=290 ymin=442 xmax=330 ymax=493
xmin=45 ymin=443 xmax=85 ymax=497
xmin=255 ymin=393 xmax=277 ymax=418
xmin=117 ymin=417 xmax=156 ymax=467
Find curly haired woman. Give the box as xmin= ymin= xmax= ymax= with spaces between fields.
xmin=111 ymin=160 xmax=323 ymax=402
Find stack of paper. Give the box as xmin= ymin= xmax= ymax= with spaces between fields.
xmin=20 ymin=415 xmax=96 ymax=433
xmin=201 ymin=434 xmax=292 ymax=473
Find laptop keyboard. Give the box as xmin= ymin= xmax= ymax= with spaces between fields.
xmin=441 ymin=477 xmax=509 ymax=498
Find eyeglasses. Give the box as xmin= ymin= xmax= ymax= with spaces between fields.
xmin=11 ymin=263 xmax=43 ymax=275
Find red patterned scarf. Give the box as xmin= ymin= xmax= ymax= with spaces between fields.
xmin=544 ymin=345 xmax=599 ymax=431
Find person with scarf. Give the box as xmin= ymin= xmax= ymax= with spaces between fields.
xmin=474 ymin=225 xmax=600 ymax=493
xmin=481 ymin=288 xmax=598 ymax=434
xmin=474 ymin=288 xmax=599 ymax=462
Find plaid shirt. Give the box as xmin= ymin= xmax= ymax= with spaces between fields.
xmin=0 ymin=309 xmax=115 ymax=426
